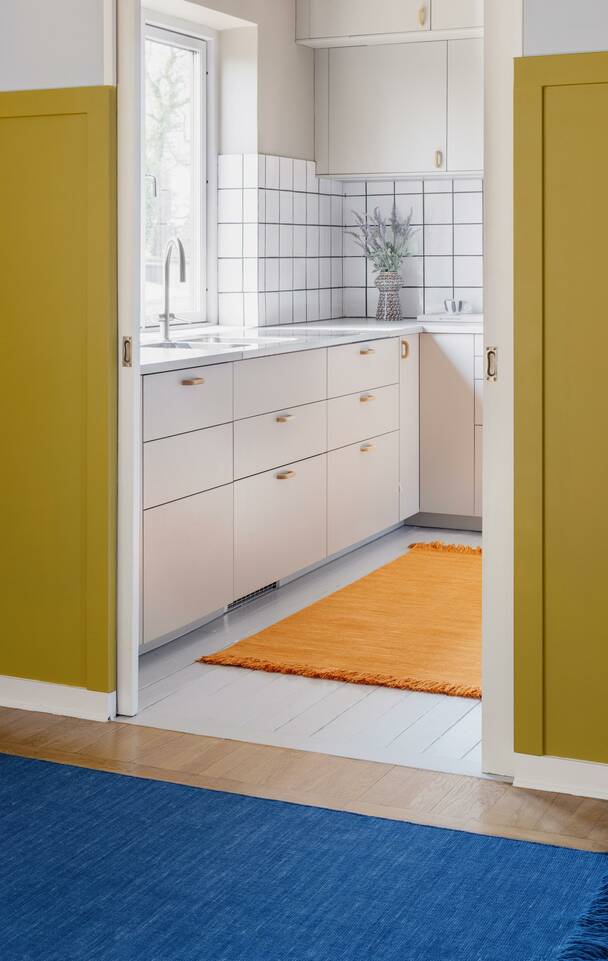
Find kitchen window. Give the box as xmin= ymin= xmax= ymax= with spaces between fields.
xmin=143 ymin=24 xmax=207 ymax=327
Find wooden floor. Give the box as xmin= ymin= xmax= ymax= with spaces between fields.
xmin=2 ymin=706 xmax=608 ymax=853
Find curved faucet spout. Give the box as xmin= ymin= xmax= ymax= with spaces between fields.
xmin=159 ymin=237 xmax=186 ymax=343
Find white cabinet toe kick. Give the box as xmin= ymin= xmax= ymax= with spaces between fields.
xmin=140 ymin=331 xmax=482 ymax=650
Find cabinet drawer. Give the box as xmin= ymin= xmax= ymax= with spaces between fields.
xmin=235 ymin=454 xmax=327 ymax=598
xmin=143 ymin=424 xmax=233 ymax=509
xmin=143 ymin=363 xmax=233 ymax=442
xmin=234 ymin=349 xmax=327 ymax=419
xmin=327 ymin=338 xmax=399 ymax=398
xmin=143 ymin=484 xmax=234 ymax=644
xmin=328 ymin=384 xmax=398 ymax=450
xmin=327 ymin=431 xmax=399 ymax=556
xmin=234 ymin=401 xmax=326 ymax=479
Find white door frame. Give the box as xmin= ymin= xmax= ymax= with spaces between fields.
xmin=481 ymin=0 xmax=523 ymax=777
xmin=116 ymin=0 xmax=143 ymax=716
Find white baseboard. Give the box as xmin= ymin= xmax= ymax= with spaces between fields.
xmin=0 ymin=675 xmax=116 ymax=722
xmin=514 ymin=752 xmax=608 ymax=800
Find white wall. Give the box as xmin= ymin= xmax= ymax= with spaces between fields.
xmin=219 ymin=26 xmax=258 ymax=154
xmin=0 ymin=0 xmax=115 ymax=90
xmin=189 ymin=0 xmax=315 ymax=160
xmin=524 ymin=0 xmax=608 ymax=55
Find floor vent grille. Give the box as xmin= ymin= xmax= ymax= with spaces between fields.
xmin=227 ymin=582 xmax=278 ymax=611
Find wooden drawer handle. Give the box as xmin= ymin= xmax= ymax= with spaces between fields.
xmin=359 ymin=347 xmax=376 ymax=356
xmin=276 ymin=414 xmax=294 ymax=423
xmin=276 ymin=470 xmax=296 ymax=480
xmin=418 ymin=4 xmax=427 ymax=26
xmin=401 ymin=340 xmax=409 ymax=359
xmin=360 ymin=443 xmax=375 ymax=453
xmin=181 ymin=377 xmax=204 ymax=386
xmin=359 ymin=394 xmax=376 ymax=403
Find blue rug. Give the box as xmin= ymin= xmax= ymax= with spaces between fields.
xmin=1 ymin=754 xmax=607 ymax=961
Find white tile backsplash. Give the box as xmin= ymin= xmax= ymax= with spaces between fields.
xmin=217 ymin=155 xmax=483 ymax=326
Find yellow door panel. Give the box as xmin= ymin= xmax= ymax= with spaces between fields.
xmin=0 ymin=87 xmax=116 ymax=693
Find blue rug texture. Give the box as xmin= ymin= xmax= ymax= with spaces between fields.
xmin=1 ymin=753 xmax=607 ymax=960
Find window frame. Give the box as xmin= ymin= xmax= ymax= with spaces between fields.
xmin=142 ymin=22 xmax=208 ymax=328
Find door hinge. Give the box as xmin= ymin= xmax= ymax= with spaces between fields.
xmin=122 ymin=336 xmax=133 ymax=368
xmin=485 ymin=346 xmax=498 ymax=382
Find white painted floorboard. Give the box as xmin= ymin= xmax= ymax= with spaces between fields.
xmin=120 ymin=526 xmax=483 ymax=777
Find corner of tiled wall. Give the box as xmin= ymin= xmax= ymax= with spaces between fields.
xmin=218 ymin=155 xmax=483 ymax=327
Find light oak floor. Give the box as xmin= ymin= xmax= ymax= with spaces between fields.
xmin=2 ymin=706 xmax=608 ymax=853
xmin=128 ymin=525 xmax=483 ymax=777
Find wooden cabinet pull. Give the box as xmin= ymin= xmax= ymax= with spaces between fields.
xmin=276 ymin=414 xmax=294 ymax=423
xmin=359 ymin=347 xmax=376 ymax=355
xmin=276 ymin=470 xmax=296 ymax=480
xmin=359 ymin=393 xmax=376 ymax=403
xmin=418 ymin=5 xmax=427 ymax=26
xmin=360 ymin=443 xmax=375 ymax=453
xmin=434 ymin=150 xmax=443 ymax=169
xmin=181 ymin=377 xmax=204 ymax=386
xmin=401 ymin=340 xmax=410 ymax=359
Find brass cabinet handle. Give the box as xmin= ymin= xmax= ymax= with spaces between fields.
xmin=181 ymin=377 xmax=204 ymax=386
xmin=434 ymin=150 xmax=443 ymax=169
xmin=276 ymin=470 xmax=296 ymax=480
xmin=275 ymin=414 xmax=294 ymax=423
xmin=418 ymin=4 xmax=427 ymax=26
xmin=360 ymin=443 xmax=375 ymax=453
xmin=401 ymin=339 xmax=409 ymax=360
xmin=359 ymin=347 xmax=376 ymax=355
xmin=359 ymin=393 xmax=376 ymax=403
xmin=486 ymin=346 xmax=498 ymax=382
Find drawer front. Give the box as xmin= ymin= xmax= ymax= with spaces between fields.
xmin=234 ymin=349 xmax=327 ymax=419
xmin=327 ymin=431 xmax=399 ymax=556
xmin=234 ymin=401 xmax=327 ymax=479
xmin=143 ymin=484 xmax=234 ymax=644
xmin=235 ymin=454 xmax=327 ymax=597
xmin=143 ymin=363 xmax=233 ymax=442
xmin=327 ymin=338 xmax=399 ymax=398
xmin=143 ymin=424 xmax=233 ymax=509
xmin=327 ymin=384 xmax=399 ymax=450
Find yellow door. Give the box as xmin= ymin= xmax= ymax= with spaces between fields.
xmin=515 ymin=54 xmax=608 ymax=763
xmin=0 ymin=87 xmax=117 ymax=694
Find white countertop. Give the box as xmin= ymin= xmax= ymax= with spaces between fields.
xmin=140 ymin=316 xmax=483 ymax=374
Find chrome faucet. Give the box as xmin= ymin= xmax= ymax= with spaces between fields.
xmin=159 ymin=237 xmax=186 ymax=343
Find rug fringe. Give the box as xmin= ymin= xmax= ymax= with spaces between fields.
xmin=408 ymin=541 xmax=482 ymax=556
xmin=557 ymin=875 xmax=608 ymax=959
xmin=197 ymin=654 xmax=481 ymax=699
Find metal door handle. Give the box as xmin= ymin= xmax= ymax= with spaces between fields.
xmin=401 ymin=339 xmax=409 ymax=359
xmin=418 ymin=5 xmax=427 ymax=26
xmin=434 ymin=150 xmax=443 ymax=169
xmin=359 ymin=347 xmax=376 ymax=355
xmin=486 ymin=347 xmax=498 ymax=382
xmin=359 ymin=394 xmax=376 ymax=403
xmin=276 ymin=470 xmax=296 ymax=480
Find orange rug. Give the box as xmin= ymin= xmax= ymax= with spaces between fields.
xmin=199 ymin=542 xmax=482 ymax=698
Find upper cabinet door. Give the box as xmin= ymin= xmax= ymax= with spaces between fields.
xmin=301 ymin=0 xmax=430 ymax=40
xmin=447 ymin=38 xmax=484 ymax=172
xmin=328 ymin=42 xmax=447 ymax=175
xmin=431 ymin=0 xmax=483 ymax=30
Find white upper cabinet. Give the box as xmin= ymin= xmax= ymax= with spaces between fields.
xmin=431 ymin=0 xmax=483 ymax=31
xmin=327 ymin=42 xmax=447 ymax=176
xmin=447 ymin=38 xmax=484 ymax=172
xmin=298 ymin=0 xmax=429 ymax=42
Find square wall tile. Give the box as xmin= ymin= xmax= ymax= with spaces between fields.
xmin=279 ymin=191 xmax=293 ymax=224
xmin=243 ymin=188 xmax=258 ymax=223
xmin=307 ymin=194 xmax=319 ymax=225
xmin=218 ymin=258 xmax=243 ymax=293
xmin=368 ymin=180 xmax=394 ymax=194
xmin=266 ymin=258 xmax=279 ymax=292
xmin=265 ymin=155 xmax=280 ymax=189
xmin=319 ymin=177 xmax=332 ymax=195
xmin=424 ymin=193 xmax=452 ymax=224
xmin=279 ymin=157 xmax=293 ymax=190
xmin=367 ymin=195 xmax=394 ymax=219
xmin=306 ymin=225 xmax=319 ymax=257
xmin=343 ymin=256 xmax=366 ymax=287
xmin=265 ymin=189 xmax=280 ymax=223
xmin=344 ymin=181 xmax=365 ymax=196
xmin=293 ymin=224 xmax=307 ymax=257
xmin=293 ymin=259 xmax=306 ymax=290
xmin=331 ymin=258 xmax=343 ymax=288
xmin=279 ymin=224 xmax=294 ymax=257
xmin=454 ymin=224 xmax=483 ymax=256
xmin=218 ymin=189 xmax=243 ymax=223
xmin=424 ymin=287 xmax=454 ymax=313
xmin=400 ymin=256 xmax=423 ymax=287
xmin=293 ymin=159 xmax=307 ymax=192
xmin=319 ymin=225 xmax=331 ymax=257
xmin=454 ymin=287 xmax=484 ymax=312
xmin=425 ymin=256 xmax=453 ymax=287
xmin=243 ymin=258 xmax=258 ymax=293
xmin=219 ymin=292 xmax=243 ymax=324
xmin=306 ymin=289 xmax=320 ymax=321
xmin=279 ymin=290 xmax=293 ymax=322
xmin=265 ymin=291 xmax=280 ymax=325
xmin=279 ymin=258 xmax=293 ymax=291
xmin=454 ymin=178 xmax=483 ymax=192
xmin=293 ymin=192 xmax=307 ymax=224
xmin=306 ymin=257 xmax=319 ymax=289
xmin=243 ymin=154 xmax=258 ymax=188
xmin=331 ymin=288 xmax=343 ymax=318
xmin=398 ymin=194 xmax=423 ymax=225
xmin=344 ymin=287 xmax=366 ymax=317
xmin=424 ymin=178 xmax=452 ymax=193
xmin=454 ymin=256 xmax=483 ymax=287
xmin=319 ymin=195 xmax=331 ymax=226
xmin=366 ymin=286 xmax=379 ymax=318
xmin=331 ymin=227 xmax=343 ymax=256
xmin=424 ymin=224 xmax=453 ymax=256
xmin=399 ymin=287 xmax=423 ymax=317
xmin=331 ymin=195 xmax=343 ymax=226
xmin=343 ymin=231 xmax=361 ymax=257
xmin=454 ymin=192 xmax=483 ymax=224
xmin=319 ymin=257 xmax=331 ymax=288
xmin=344 ymin=195 xmax=366 ymax=226
xmin=293 ymin=290 xmax=307 ymax=323
xmin=265 ymin=224 xmax=279 ymax=258
xmin=218 ymin=154 xmax=242 ymax=188
xmin=396 ymin=179 xmax=423 ymax=194
xmin=306 ymin=161 xmax=318 ymax=193
xmin=218 ymin=223 xmax=242 ymax=258
xmin=319 ymin=289 xmax=331 ymax=321
xmin=243 ymin=223 xmax=258 ymax=258
xmin=243 ymin=292 xmax=259 ymax=326
xmin=257 ymin=155 xmax=266 ymax=188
